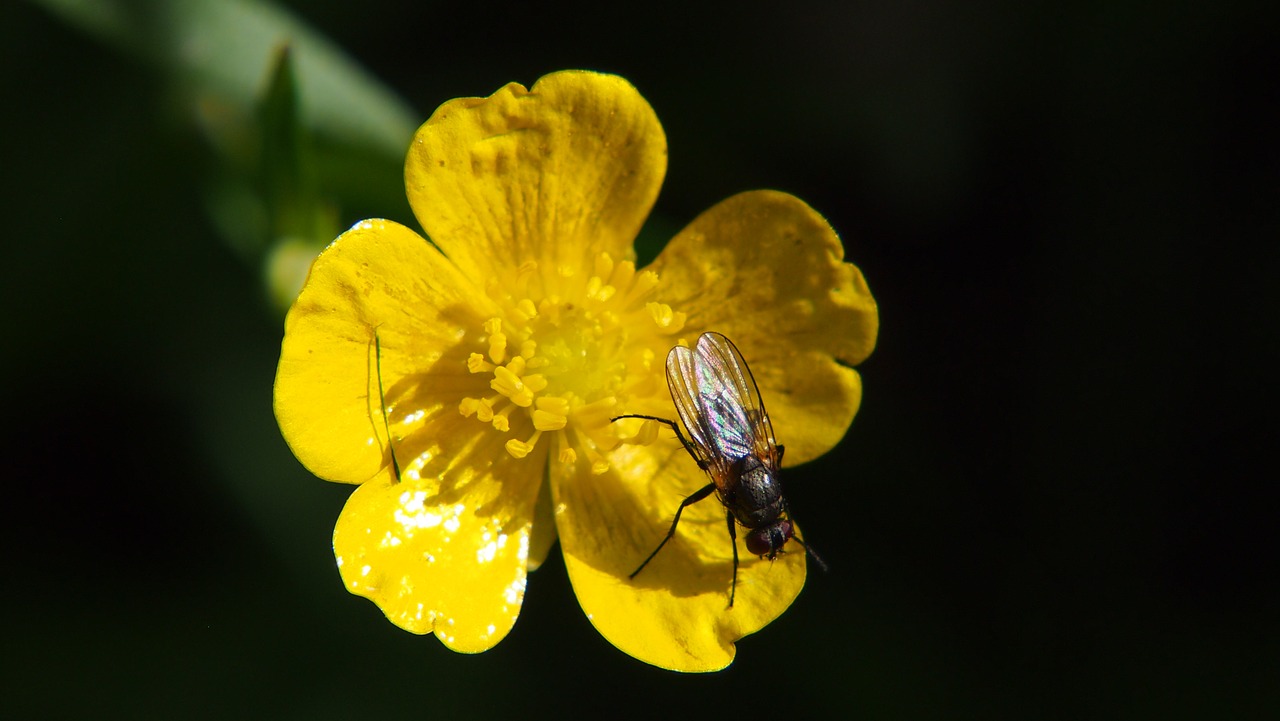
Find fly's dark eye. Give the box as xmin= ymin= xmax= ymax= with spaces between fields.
xmin=746 ymin=529 xmax=772 ymax=556
xmin=746 ymin=521 xmax=793 ymax=557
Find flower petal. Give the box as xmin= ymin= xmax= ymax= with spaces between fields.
xmin=552 ymin=436 xmax=806 ymax=671
xmin=404 ymin=70 xmax=667 ymax=295
xmin=334 ymin=438 xmax=545 ymax=652
xmin=274 ymin=219 xmax=495 ymax=484
xmin=526 ymin=470 xmax=558 ymax=572
xmin=647 ymin=190 xmax=879 ymax=465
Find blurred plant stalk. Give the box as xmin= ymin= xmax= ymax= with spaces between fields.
xmin=31 ymin=0 xmax=420 ymax=311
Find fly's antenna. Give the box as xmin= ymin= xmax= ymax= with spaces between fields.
xmin=374 ymin=330 xmax=402 ymax=482
xmin=793 ymin=535 xmax=829 ymax=573
xmin=784 ymin=499 xmax=828 ymax=572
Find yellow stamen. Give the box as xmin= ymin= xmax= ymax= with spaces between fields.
xmin=485 ymin=318 xmax=507 ymax=364
xmin=452 ymin=252 xmax=692 ymax=466
xmin=491 ymin=407 xmax=512 ymax=432
xmin=532 ymin=410 xmax=567 ymax=431
xmin=536 ymin=396 xmax=571 ymax=416
xmin=571 ymin=396 xmax=618 ymax=430
xmin=646 ymin=302 xmax=687 ymax=333
xmin=467 ymin=353 xmax=493 ymax=374
xmin=491 ymin=365 xmax=535 ymax=407
xmin=615 ymin=418 xmax=660 ymax=445
xmin=586 ymin=275 xmax=617 ymax=302
xmin=505 ymin=431 xmax=542 ymax=459
xmin=630 ymin=270 xmax=659 ymax=299
xmin=515 ymin=298 xmax=538 ymax=321
xmin=584 ymin=441 xmax=611 ymax=475
xmin=532 ymin=394 xmax=569 ymax=431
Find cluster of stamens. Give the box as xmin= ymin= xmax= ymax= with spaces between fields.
xmin=456 ymin=252 xmax=686 ymax=470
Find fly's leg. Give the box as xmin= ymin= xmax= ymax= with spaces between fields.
xmin=726 ymin=511 xmax=739 ymax=608
xmin=630 ymin=482 xmax=716 ymax=579
xmin=611 ymin=414 xmax=708 ymax=470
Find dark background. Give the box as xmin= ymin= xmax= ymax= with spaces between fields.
xmin=3 ymin=1 xmax=1276 ymax=718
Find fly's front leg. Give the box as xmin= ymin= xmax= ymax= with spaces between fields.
xmin=611 ymin=414 xmax=707 ymax=470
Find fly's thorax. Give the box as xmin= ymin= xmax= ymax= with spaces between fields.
xmin=725 ymin=454 xmax=784 ymax=529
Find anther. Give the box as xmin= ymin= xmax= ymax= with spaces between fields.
xmin=467 ymin=353 xmax=494 ymax=374
xmin=505 ymin=431 xmax=542 ymax=459
xmin=515 ymin=299 xmax=538 ymax=320
xmin=484 ymin=318 xmax=507 ymax=364
xmin=646 ymin=302 xmax=687 ymax=331
xmin=491 ymin=366 xmax=535 ymax=407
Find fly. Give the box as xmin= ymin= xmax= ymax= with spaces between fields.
xmin=613 ymin=331 xmax=825 ymax=606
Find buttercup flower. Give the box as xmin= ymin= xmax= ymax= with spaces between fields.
xmin=273 ymin=70 xmax=878 ymax=672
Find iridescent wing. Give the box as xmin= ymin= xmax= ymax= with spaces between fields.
xmin=665 ymin=332 xmax=779 ymax=488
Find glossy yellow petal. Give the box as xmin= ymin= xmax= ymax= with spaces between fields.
xmin=552 ymin=435 xmax=805 ymax=672
xmin=525 ymin=470 xmax=557 ymax=572
xmin=274 ymin=219 xmax=496 ymax=484
xmin=404 ymin=70 xmax=667 ymax=295
xmin=334 ymin=434 xmax=545 ymax=652
xmin=647 ymin=190 xmax=879 ymax=465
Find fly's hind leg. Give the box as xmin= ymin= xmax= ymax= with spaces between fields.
xmin=629 ymin=482 xmax=717 ymax=580
xmin=726 ymin=511 xmax=739 ymax=607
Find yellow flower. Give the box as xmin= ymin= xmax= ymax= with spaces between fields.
xmin=273 ymin=70 xmax=878 ymax=672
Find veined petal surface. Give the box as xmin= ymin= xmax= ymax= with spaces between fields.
xmin=405 ymin=70 xmax=667 ymax=297
xmin=274 ymin=219 xmax=495 ymax=484
xmin=646 ymin=190 xmax=879 ymax=465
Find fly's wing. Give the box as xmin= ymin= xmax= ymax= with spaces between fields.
xmin=665 ymin=344 xmax=719 ymax=472
xmin=692 ymin=332 xmax=778 ymax=461
xmin=665 ymin=332 xmax=778 ymax=486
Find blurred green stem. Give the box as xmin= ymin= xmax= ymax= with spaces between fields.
xmin=31 ymin=0 xmax=417 ymax=160
xmin=31 ymin=0 xmax=422 ymax=310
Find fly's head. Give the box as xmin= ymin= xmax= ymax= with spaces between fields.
xmin=745 ymin=519 xmax=794 ymax=560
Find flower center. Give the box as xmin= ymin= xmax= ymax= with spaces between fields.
xmin=458 ymin=253 xmax=686 ymax=471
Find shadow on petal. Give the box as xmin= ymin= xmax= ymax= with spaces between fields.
xmin=552 ymin=437 xmax=806 ymax=671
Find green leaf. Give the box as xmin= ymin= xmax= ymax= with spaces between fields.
xmin=30 ymin=0 xmax=417 ymax=163
xmin=260 ymin=46 xmax=316 ymax=240
xmin=33 ymin=0 xmax=419 ymax=312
